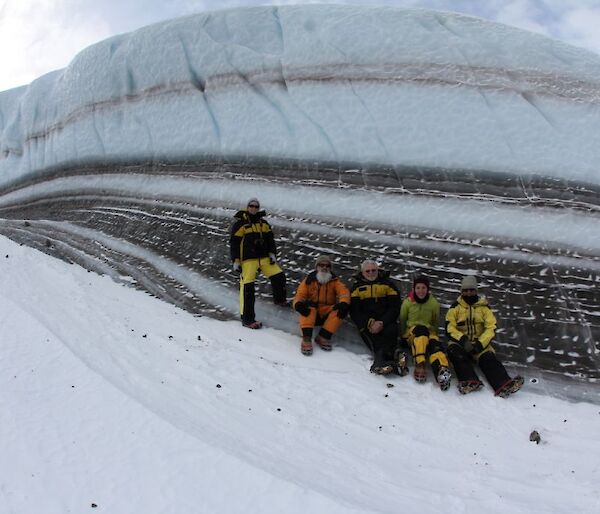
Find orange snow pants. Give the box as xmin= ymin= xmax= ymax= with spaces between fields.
xmin=299 ymin=304 xmax=344 ymax=336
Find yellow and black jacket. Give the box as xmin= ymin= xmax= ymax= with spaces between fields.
xmin=445 ymin=295 xmax=496 ymax=351
xmin=349 ymin=271 xmax=400 ymax=331
xmin=230 ymin=209 xmax=277 ymax=262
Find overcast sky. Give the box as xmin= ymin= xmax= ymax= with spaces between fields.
xmin=1 ymin=0 xmax=600 ymax=92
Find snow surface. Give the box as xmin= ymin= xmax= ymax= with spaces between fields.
xmin=1 ymin=7 xmax=599 ymax=508
xmin=2 ymin=234 xmax=600 ymax=514
xmin=2 ymin=5 xmax=600 ymax=186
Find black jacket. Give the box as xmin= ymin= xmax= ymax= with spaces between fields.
xmin=230 ymin=209 xmax=277 ymax=262
xmin=349 ymin=270 xmax=400 ymax=330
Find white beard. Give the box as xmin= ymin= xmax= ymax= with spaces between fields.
xmin=316 ymin=270 xmax=332 ymax=284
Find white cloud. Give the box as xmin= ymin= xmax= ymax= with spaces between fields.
xmin=1 ymin=0 xmax=599 ymax=92
xmin=493 ymin=0 xmax=550 ymax=36
xmin=561 ymin=7 xmax=600 ymax=54
xmin=0 ymin=0 xmax=111 ymax=90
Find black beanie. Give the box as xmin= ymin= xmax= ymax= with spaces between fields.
xmin=413 ymin=276 xmax=430 ymax=289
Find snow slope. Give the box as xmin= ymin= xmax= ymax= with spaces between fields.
xmin=2 ymin=234 xmax=599 ymax=514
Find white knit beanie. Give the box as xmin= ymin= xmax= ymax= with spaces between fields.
xmin=461 ymin=275 xmax=478 ymax=290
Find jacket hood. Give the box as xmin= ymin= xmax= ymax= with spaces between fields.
xmin=408 ymin=290 xmax=430 ymax=304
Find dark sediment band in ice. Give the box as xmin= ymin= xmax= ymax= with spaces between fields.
xmin=0 ymin=158 xmax=598 ymax=392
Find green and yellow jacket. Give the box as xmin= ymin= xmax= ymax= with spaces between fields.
xmin=399 ymin=292 xmax=440 ymax=339
xmin=445 ymin=295 xmax=496 ymax=350
xmin=230 ymin=209 xmax=277 ymax=262
xmin=349 ymin=270 xmax=400 ymax=331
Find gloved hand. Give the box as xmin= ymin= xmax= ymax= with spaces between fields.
xmin=473 ymin=339 xmax=485 ymax=354
xmin=269 ymin=253 xmax=277 ymax=264
xmin=459 ymin=335 xmax=473 ymax=353
xmin=334 ymin=302 xmax=350 ymax=319
xmin=233 ymin=260 xmax=241 ymax=273
xmin=294 ymin=300 xmax=311 ymax=317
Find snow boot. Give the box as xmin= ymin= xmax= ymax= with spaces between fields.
xmin=394 ymin=349 xmax=409 ymax=376
xmin=242 ymin=320 xmax=262 ymax=329
xmin=436 ymin=366 xmax=452 ymax=391
xmin=301 ymin=336 xmax=313 ymax=356
xmin=457 ymin=380 xmax=484 ymax=395
xmin=495 ymin=376 xmax=524 ymax=398
xmin=370 ymin=362 xmax=394 ymax=375
xmin=315 ymin=335 xmax=332 ymax=351
xmin=413 ymin=362 xmax=427 ymax=383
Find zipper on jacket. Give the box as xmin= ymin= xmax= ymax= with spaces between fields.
xmin=468 ymin=305 xmax=474 ymax=340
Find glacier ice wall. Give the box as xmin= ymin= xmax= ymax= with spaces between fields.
xmin=0 ymin=5 xmax=599 ymax=386
xmin=3 ymin=5 xmax=600 ymax=184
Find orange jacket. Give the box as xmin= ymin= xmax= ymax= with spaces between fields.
xmin=293 ymin=271 xmax=350 ymax=308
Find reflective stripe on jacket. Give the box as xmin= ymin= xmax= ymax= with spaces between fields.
xmin=349 ymin=271 xmax=400 ymax=330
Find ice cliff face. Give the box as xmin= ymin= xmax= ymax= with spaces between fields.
xmin=0 ymin=5 xmax=598 ymax=386
xmin=2 ymin=5 xmax=600 ymax=183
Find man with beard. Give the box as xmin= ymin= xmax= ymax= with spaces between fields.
xmin=230 ymin=197 xmax=287 ymax=329
xmin=350 ymin=260 xmax=404 ymax=375
xmin=293 ymin=255 xmax=350 ymax=355
xmin=445 ymin=275 xmax=524 ymax=397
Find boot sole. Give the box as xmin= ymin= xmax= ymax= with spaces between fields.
xmin=315 ymin=336 xmax=332 ymax=351
xmin=437 ymin=369 xmax=452 ymax=391
xmin=371 ymin=366 xmax=394 ymax=375
xmin=242 ymin=321 xmax=263 ymax=329
xmin=414 ymin=366 xmax=427 ymax=383
xmin=496 ymin=376 xmax=524 ymax=398
xmin=458 ymin=381 xmax=484 ymax=394
xmin=301 ymin=343 xmax=313 ymax=356
xmin=397 ymin=366 xmax=409 ymax=377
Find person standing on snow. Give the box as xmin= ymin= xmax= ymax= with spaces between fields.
xmin=445 ymin=275 xmax=524 ymax=397
xmin=293 ymin=255 xmax=351 ymax=356
xmin=349 ymin=260 xmax=406 ymax=375
xmin=229 ymin=197 xmax=287 ymax=329
xmin=400 ymin=276 xmax=452 ymax=390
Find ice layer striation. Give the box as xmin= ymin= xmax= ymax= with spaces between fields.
xmin=0 ymin=5 xmax=599 ymax=387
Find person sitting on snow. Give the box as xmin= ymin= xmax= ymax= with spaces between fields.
xmin=445 ymin=275 xmax=524 ymax=397
xmin=400 ymin=275 xmax=451 ymax=391
xmin=229 ymin=197 xmax=287 ymax=329
xmin=349 ymin=260 xmax=406 ymax=376
xmin=293 ymin=255 xmax=350 ymax=355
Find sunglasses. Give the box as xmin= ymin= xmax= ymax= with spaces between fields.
xmin=247 ymin=204 xmax=259 ymax=208
xmin=364 ymin=268 xmax=378 ymax=273
xmin=317 ymin=263 xmax=331 ymax=269
xmin=462 ymin=288 xmax=477 ymax=293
